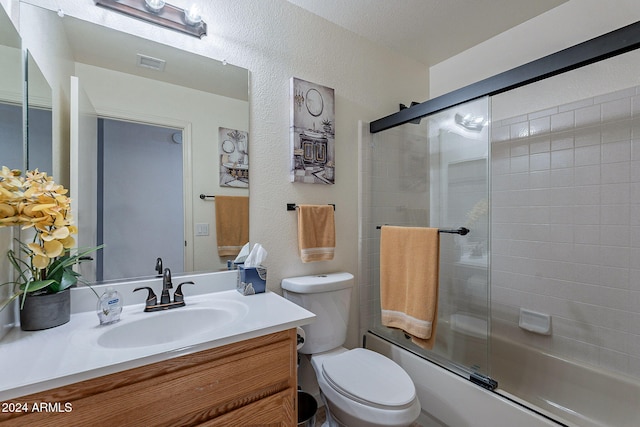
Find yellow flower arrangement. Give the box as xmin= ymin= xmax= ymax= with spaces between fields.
xmin=0 ymin=166 xmax=101 ymax=310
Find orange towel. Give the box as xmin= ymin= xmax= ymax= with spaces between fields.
xmin=214 ymin=195 xmax=249 ymax=256
xmin=297 ymin=205 xmax=335 ymax=263
xmin=380 ymin=226 xmax=439 ymax=349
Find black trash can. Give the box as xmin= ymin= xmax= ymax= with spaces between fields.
xmin=298 ymin=390 xmax=317 ymax=426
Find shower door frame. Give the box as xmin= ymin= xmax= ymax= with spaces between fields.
xmin=370 ymin=20 xmax=640 ymax=134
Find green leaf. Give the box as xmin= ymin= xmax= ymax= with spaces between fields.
xmin=20 ymin=279 xmax=55 ymax=294
xmin=57 ymin=268 xmax=79 ymax=292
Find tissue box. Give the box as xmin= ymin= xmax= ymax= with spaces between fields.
xmin=237 ymin=265 xmax=267 ymax=295
xmin=227 ymin=260 xmax=244 ymax=270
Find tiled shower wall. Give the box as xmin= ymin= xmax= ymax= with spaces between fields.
xmin=491 ymin=85 xmax=640 ymax=378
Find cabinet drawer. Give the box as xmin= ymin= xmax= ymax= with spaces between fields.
xmin=1 ymin=329 xmax=296 ymax=426
xmin=199 ymin=388 xmax=295 ymax=427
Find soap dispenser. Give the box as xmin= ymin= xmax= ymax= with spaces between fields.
xmin=97 ymin=287 xmax=123 ymax=325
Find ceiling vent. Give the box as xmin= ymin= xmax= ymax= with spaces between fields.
xmin=136 ymin=53 xmax=166 ymax=71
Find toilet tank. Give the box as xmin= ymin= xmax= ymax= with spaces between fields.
xmin=281 ymin=272 xmax=354 ymax=354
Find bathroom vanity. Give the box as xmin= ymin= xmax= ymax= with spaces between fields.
xmin=0 ymin=280 xmax=314 ymax=426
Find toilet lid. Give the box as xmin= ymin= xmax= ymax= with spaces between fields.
xmin=321 ymin=348 xmax=416 ymax=408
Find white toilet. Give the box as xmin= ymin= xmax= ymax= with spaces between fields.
xmin=282 ymin=272 xmax=421 ymax=427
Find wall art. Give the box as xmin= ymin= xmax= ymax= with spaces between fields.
xmin=289 ymin=77 xmax=335 ymax=184
xmin=219 ymin=127 xmax=249 ymax=188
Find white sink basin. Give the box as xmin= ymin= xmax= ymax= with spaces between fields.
xmin=97 ymin=304 xmax=247 ymax=349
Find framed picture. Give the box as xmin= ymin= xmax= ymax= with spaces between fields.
xmin=218 ymin=127 xmax=249 ymax=188
xmin=290 ymin=77 xmax=335 ymax=184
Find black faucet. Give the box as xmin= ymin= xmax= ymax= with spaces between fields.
xmin=133 ymin=267 xmax=194 ymax=312
xmin=160 ymin=268 xmax=173 ymax=304
xmin=155 ymin=257 xmax=163 ymax=276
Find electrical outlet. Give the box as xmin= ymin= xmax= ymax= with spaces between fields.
xmin=195 ymin=223 xmax=209 ymax=236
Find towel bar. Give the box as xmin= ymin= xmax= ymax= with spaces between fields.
xmin=376 ymin=225 xmax=469 ymax=236
xmin=287 ymin=203 xmax=335 ymax=211
xmin=199 ymin=194 xmax=215 ymax=200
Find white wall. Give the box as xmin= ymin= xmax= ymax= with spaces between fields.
xmin=16 ymin=0 xmax=428 ymax=350
xmin=75 ymin=63 xmax=248 ymax=273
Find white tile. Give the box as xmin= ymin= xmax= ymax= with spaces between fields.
xmin=549 ymin=187 xmax=575 ymax=206
xmin=601 ymin=98 xmax=632 ymax=122
xmin=559 ymin=97 xmax=593 ymax=113
xmin=548 ymin=206 xmax=573 ymax=224
xmin=575 ymin=129 xmax=601 ymax=147
xmin=551 ymin=135 xmax=574 ymax=151
xmin=510 ymin=121 xmax=530 ymax=139
xmin=510 ymin=140 xmax=529 ymax=157
xmin=528 ymin=106 xmax=559 ymax=120
xmin=632 ymin=139 xmax=640 ymax=161
xmin=573 ymin=205 xmax=600 ymax=225
xmin=529 ymin=170 xmax=550 ymax=189
xmin=602 ymin=121 xmax=632 ymax=144
xmin=530 ymin=152 xmax=550 ymax=171
xmin=575 ymin=104 xmax=601 ymax=127
xmin=601 ymin=183 xmax=630 ymax=205
xmin=631 ymin=160 xmax=640 ymax=182
xmin=602 ymin=140 xmax=631 ymax=164
xmin=601 ymin=205 xmax=630 ymax=225
xmin=551 ymin=149 xmax=574 ymax=169
xmin=600 ymin=225 xmax=631 ymax=248
xmin=575 ymin=145 xmax=601 ymax=166
xmin=574 ymin=165 xmax=601 ymax=186
xmin=510 ymin=155 xmax=529 ymax=173
xmin=550 ymin=168 xmax=574 ymax=188
xmin=601 ymin=162 xmax=630 ymax=184
xmin=599 ymin=245 xmax=630 ymax=268
xmin=594 ymin=87 xmax=636 ymax=104
xmin=574 ymin=225 xmax=600 ymax=245
xmin=573 ymin=243 xmax=601 ymax=264
xmin=573 ymin=185 xmax=600 ymax=205
xmin=530 ymin=116 xmax=551 ymax=136
xmin=551 ymin=110 xmax=575 ymax=132
xmin=631 ymin=205 xmax=640 ymax=226
xmin=529 ymin=136 xmax=551 ymax=153
xmin=599 ymin=265 xmax=630 ymax=289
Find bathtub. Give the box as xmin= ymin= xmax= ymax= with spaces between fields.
xmin=366 ymin=330 xmax=640 ymax=427
xmin=492 ymin=335 xmax=640 ymax=427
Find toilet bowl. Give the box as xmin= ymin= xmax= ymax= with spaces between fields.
xmin=282 ymin=272 xmax=421 ymax=427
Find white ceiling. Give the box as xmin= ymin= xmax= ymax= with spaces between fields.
xmin=287 ymin=0 xmax=568 ymax=66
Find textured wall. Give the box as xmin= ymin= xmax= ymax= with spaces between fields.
xmin=16 ymin=0 xmax=429 ymax=349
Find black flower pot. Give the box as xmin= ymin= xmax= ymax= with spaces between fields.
xmin=19 ymin=289 xmax=71 ymax=331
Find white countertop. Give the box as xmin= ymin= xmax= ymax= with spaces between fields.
xmin=0 ymin=289 xmax=315 ymax=400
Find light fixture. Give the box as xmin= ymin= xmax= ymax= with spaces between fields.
xmin=184 ymin=4 xmax=202 ymax=26
xmin=95 ymin=0 xmax=207 ymax=38
xmin=454 ymin=113 xmax=487 ymax=132
xmin=144 ymin=0 xmax=165 ymax=13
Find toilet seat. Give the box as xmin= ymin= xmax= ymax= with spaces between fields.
xmin=321 ymin=348 xmax=416 ymax=409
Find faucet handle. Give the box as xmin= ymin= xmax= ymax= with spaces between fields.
xmin=173 ymin=281 xmax=194 ymax=304
xmin=155 ymin=257 xmax=163 ymax=276
xmin=134 ymin=287 xmax=158 ymax=307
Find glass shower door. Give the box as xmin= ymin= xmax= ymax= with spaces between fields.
xmin=428 ymin=97 xmax=491 ymax=376
xmin=368 ymin=96 xmax=491 ymax=379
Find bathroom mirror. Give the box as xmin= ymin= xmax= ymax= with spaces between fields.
xmin=0 ymin=5 xmax=23 ymax=171
xmin=19 ymin=3 xmax=250 ymax=283
xmin=25 ymin=50 xmax=52 ymax=173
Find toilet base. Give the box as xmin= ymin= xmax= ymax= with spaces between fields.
xmin=311 ymin=348 xmax=421 ymax=427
